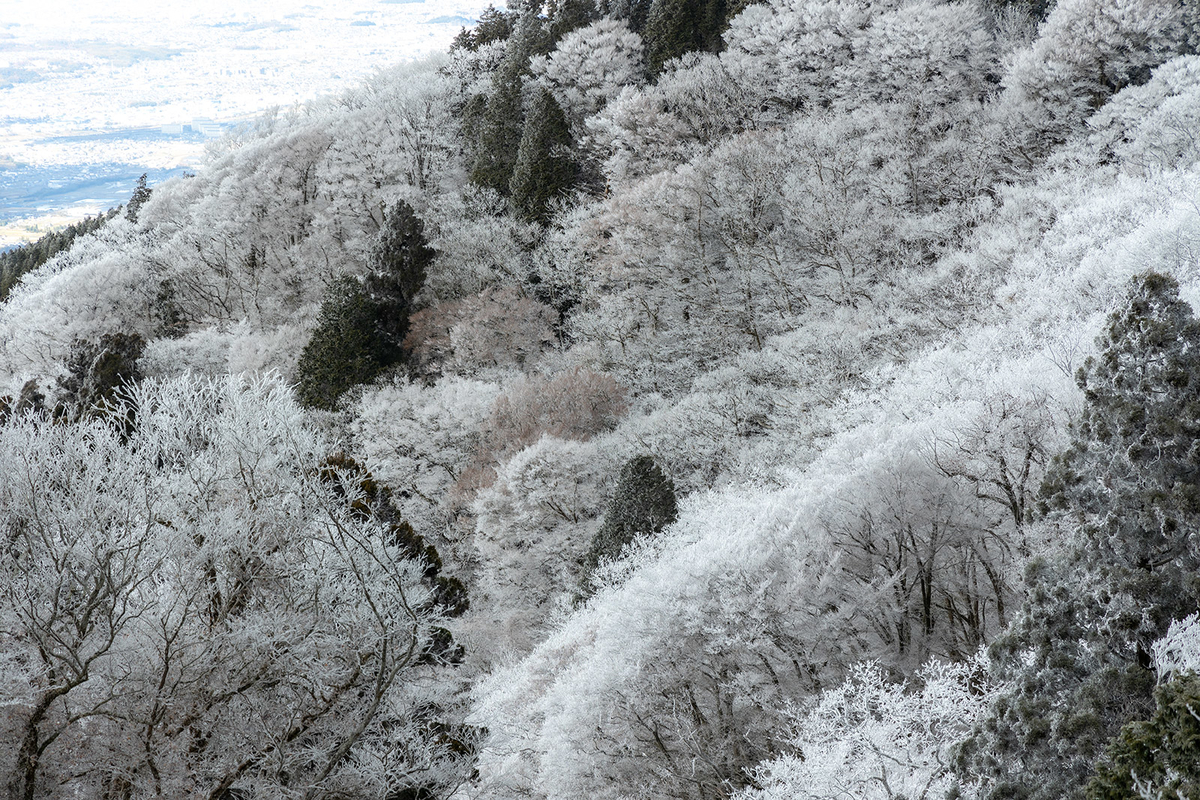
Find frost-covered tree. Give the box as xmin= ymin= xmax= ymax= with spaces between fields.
xmin=530 ymin=18 xmax=645 ymax=135
xmin=0 ymin=375 xmax=472 ymax=800
xmin=959 ymin=272 xmax=1200 ymax=800
xmin=739 ymin=656 xmax=997 ymax=800
xmin=1001 ymin=0 xmax=1190 ymax=154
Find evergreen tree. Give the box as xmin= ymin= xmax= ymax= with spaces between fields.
xmin=958 ymin=272 xmax=1200 ymax=799
xmin=125 ymin=173 xmax=152 ymax=223
xmin=546 ymin=0 xmax=598 ymax=42
xmin=581 ymin=455 xmax=678 ymax=583
xmin=451 ymin=4 xmax=517 ymax=51
xmin=1086 ymin=673 xmax=1200 ymax=799
xmin=366 ymin=200 xmax=434 ymax=350
xmin=56 ymin=332 xmax=146 ymax=423
xmin=296 ymin=202 xmax=433 ymax=410
xmin=469 ymin=9 xmax=549 ymax=194
xmin=643 ymin=0 xmax=728 ymax=75
xmin=509 ymin=88 xmax=578 ymax=224
xmin=295 ymin=278 xmax=388 ymax=411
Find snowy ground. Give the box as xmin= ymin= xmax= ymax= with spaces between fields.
xmin=0 ymin=0 xmax=494 ymax=243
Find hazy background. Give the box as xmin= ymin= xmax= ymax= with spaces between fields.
xmin=0 ymin=0 xmax=494 ymax=246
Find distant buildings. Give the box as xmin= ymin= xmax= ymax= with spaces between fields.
xmin=192 ymin=118 xmax=224 ymax=138
xmin=160 ymin=119 xmax=223 ymax=137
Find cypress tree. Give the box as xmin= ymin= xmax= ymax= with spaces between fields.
xmin=125 ymin=173 xmax=152 ymax=222
xmin=366 ymin=200 xmax=434 ymax=351
xmin=509 ymin=88 xmax=578 ymax=224
xmin=468 ymin=8 xmax=549 ymax=194
xmin=296 ymin=202 xmax=433 ymax=410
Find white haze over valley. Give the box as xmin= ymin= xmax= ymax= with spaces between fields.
xmin=0 ymin=0 xmax=496 ymax=243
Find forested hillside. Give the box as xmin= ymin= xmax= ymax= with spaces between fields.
xmin=3 ymin=0 xmax=1200 ymax=798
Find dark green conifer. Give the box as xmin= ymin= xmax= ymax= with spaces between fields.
xmin=56 ymin=332 xmax=146 ymax=427
xmin=509 ymin=88 xmax=578 ymax=224
xmin=1086 ymin=673 xmax=1200 ymax=799
xmin=295 ymin=278 xmax=388 ymax=411
xmin=468 ymin=8 xmax=549 ymax=194
xmin=125 ymin=173 xmax=152 ymax=222
xmin=451 ymin=4 xmax=517 ymax=51
xmin=296 ymin=202 xmax=432 ymax=410
xmin=581 ymin=456 xmax=678 ymax=584
xmin=643 ymin=0 xmax=728 ymax=75
xmin=958 ymin=272 xmax=1200 ymax=799
xmin=367 ymin=200 xmax=434 ymax=349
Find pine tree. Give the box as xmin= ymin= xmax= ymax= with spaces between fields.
xmin=509 ymin=88 xmax=578 ymax=224
xmin=958 ymin=272 xmax=1200 ymax=799
xmin=451 ymin=4 xmax=517 ymax=51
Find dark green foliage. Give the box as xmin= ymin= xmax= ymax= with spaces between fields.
xmin=582 ymin=456 xmax=678 ymax=580
xmin=367 ymin=200 xmax=435 ymax=347
xmin=959 ymin=272 xmax=1200 ymax=800
xmin=296 ymin=202 xmax=432 ymax=409
xmin=469 ymin=68 xmax=528 ymax=195
xmin=0 ymin=208 xmax=119 ymax=301
xmin=125 ymin=173 xmax=152 ymax=223
xmin=546 ymin=0 xmax=598 ymax=42
xmin=152 ymin=278 xmax=187 ymax=339
xmin=451 ymin=4 xmax=518 ymax=51
xmin=617 ymin=0 xmax=655 ymax=34
xmin=987 ymin=0 xmax=1056 ymax=22
xmin=1087 ymin=673 xmax=1200 ymax=799
xmin=468 ymin=10 xmax=550 ymax=194
xmin=509 ymin=88 xmax=578 ymax=224
xmin=56 ymin=332 xmax=145 ymax=423
xmin=295 ymin=278 xmax=388 ymax=410
xmin=0 ymin=380 xmax=46 ymax=425
xmin=643 ymin=0 xmax=729 ymax=75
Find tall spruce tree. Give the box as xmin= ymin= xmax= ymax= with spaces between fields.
xmin=509 ymin=88 xmax=578 ymax=224
xmin=958 ymin=272 xmax=1200 ymax=799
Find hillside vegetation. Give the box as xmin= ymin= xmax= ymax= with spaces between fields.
xmin=3 ymin=0 xmax=1200 ymax=798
